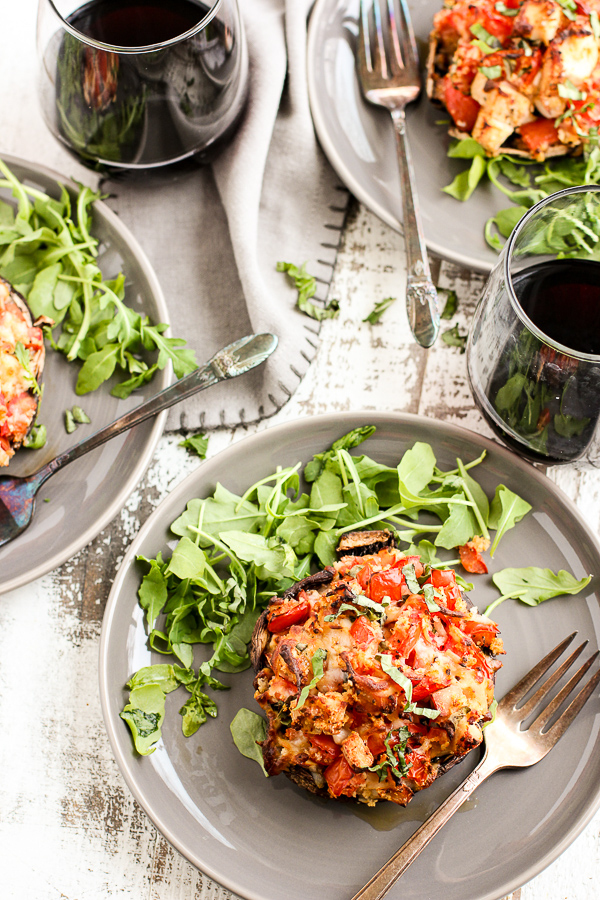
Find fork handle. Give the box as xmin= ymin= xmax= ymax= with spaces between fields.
xmin=350 ymin=752 xmax=499 ymax=900
xmin=391 ymin=108 xmax=440 ymax=349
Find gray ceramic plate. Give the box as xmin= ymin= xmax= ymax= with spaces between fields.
xmin=307 ymin=0 xmax=506 ymax=272
xmin=100 ymin=411 xmax=600 ymax=900
xmin=0 ymin=155 xmax=169 ymax=595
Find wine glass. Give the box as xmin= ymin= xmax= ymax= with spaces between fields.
xmin=467 ymin=185 xmax=600 ymax=467
xmin=36 ymin=0 xmax=248 ymax=170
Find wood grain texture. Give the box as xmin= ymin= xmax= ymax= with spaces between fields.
xmin=2 ymin=200 xmax=600 ymax=900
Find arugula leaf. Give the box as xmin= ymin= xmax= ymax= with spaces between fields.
xmin=179 ymin=433 xmax=209 ymax=459
xmin=120 ymin=683 xmax=166 ymax=756
xmin=486 ymin=567 xmax=591 ymax=615
xmin=488 ymin=486 xmax=532 ymax=556
xmin=304 ymin=425 xmax=376 ymax=482
xmin=363 ymin=297 xmax=396 ymax=324
xmin=441 ymin=324 xmax=468 ymax=351
xmin=443 ymin=155 xmax=488 ymax=202
xmin=277 ymin=260 xmax=339 ymax=321
xmin=439 ymin=288 xmax=458 ymax=320
xmin=230 ymin=709 xmax=269 ymax=776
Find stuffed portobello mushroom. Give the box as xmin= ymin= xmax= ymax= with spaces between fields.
xmin=251 ymin=531 xmax=504 ymax=807
xmin=0 ymin=276 xmax=46 ymax=466
xmin=427 ymin=0 xmax=600 ymax=159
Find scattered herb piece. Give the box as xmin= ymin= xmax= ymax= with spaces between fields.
xmin=439 ymin=288 xmax=458 ymax=320
xmin=363 ymin=296 xmax=396 ymax=324
xmin=479 ymin=65 xmax=502 ymax=80
xmin=441 ymin=323 xmax=468 ymax=351
xmin=23 ymin=424 xmax=47 ymax=450
xmin=72 ymin=405 xmax=91 ymax=424
xmin=179 ymin=433 xmax=209 ymax=459
xmin=296 ymin=648 xmax=327 ymax=710
xmin=495 ymin=2 xmax=519 ymax=15
xmin=65 ymin=409 xmax=77 ymax=434
xmin=277 ymin=260 xmax=340 ymax=321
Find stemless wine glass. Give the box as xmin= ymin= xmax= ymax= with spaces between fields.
xmin=36 ymin=0 xmax=248 ymax=170
xmin=467 ymin=185 xmax=600 ymax=467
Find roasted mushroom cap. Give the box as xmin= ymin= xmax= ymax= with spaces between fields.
xmin=336 ymin=529 xmax=396 ymax=557
xmin=0 ymin=276 xmax=47 ymax=467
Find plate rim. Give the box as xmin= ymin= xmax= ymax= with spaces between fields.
xmin=1 ymin=152 xmax=169 ymax=595
xmin=99 ymin=409 xmax=600 ymax=900
xmin=306 ymin=0 xmax=494 ymax=274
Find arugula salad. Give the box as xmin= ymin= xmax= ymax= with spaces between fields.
xmin=0 ymin=158 xmax=197 ymax=421
xmin=119 ymin=426 xmax=591 ymax=757
xmin=444 ymin=135 xmax=600 ymax=250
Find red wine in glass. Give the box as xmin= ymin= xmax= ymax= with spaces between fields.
xmin=39 ymin=0 xmax=248 ymax=169
xmin=482 ymin=258 xmax=600 ymax=464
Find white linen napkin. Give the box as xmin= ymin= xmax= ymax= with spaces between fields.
xmin=103 ymin=0 xmax=348 ymax=431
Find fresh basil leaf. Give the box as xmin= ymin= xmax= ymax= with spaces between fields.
xmin=422 ymin=583 xmax=441 ymax=612
xmin=23 ymin=424 xmax=47 ymax=449
xmin=402 ymin=563 xmax=421 ymax=595
xmin=379 ymin=653 xmax=413 ymax=704
xmin=558 ymin=79 xmax=586 ymax=101
xmin=230 ymin=708 xmax=269 ymax=776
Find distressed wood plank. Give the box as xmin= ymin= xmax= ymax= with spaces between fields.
xmin=2 ymin=203 xmax=600 ymax=900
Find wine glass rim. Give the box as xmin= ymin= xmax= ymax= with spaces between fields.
xmin=503 ymin=183 xmax=600 ymax=363
xmin=46 ymin=0 xmax=224 ymax=53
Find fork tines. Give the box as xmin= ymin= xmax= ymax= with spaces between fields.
xmin=358 ymin=0 xmax=419 ymax=83
xmin=502 ymin=633 xmax=600 ymax=744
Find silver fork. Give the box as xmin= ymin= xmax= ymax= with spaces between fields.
xmin=351 ymin=633 xmax=600 ymax=900
xmin=356 ymin=0 xmax=440 ymax=348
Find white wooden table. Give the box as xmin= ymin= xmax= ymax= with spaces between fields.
xmin=1 ymin=5 xmax=600 ymax=899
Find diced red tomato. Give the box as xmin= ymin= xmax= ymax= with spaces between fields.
xmin=411 ymin=673 xmax=452 ymax=702
xmin=267 ymin=593 xmax=311 ymax=633
xmin=406 ymin=751 xmax=430 ymax=789
xmin=324 ymin=757 xmax=363 ymax=798
xmin=308 ymin=733 xmax=340 ymax=764
xmin=350 ymin=615 xmax=378 ymax=648
xmin=461 ymin=618 xmax=499 ymax=643
xmin=391 ymin=555 xmax=425 ymax=578
xmin=443 ymin=78 xmax=481 ymax=132
xmin=355 ymin=563 xmax=373 ymax=593
xmin=458 ymin=543 xmax=488 ymax=575
xmin=366 ymin=731 xmax=387 ymax=757
xmin=369 ymin=568 xmax=404 ymax=603
xmin=519 ymin=118 xmax=560 ymax=154
xmin=430 ymin=568 xmax=456 ymax=589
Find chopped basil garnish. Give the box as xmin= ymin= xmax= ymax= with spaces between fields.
xmin=295 ymin=648 xmax=327 ymax=711
xmin=558 ymin=80 xmax=587 ymax=102
xmin=479 ymin=65 xmax=503 ymax=80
